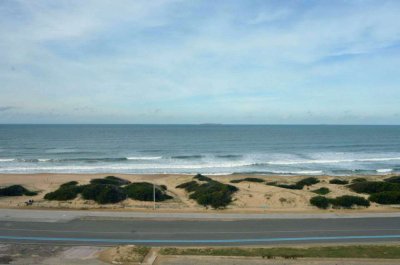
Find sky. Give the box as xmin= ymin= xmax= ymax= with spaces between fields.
xmin=0 ymin=0 xmax=399 ymax=124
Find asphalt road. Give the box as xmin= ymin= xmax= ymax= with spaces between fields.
xmin=0 ymin=215 xmax=400 ymax=246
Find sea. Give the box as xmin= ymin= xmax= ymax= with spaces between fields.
xmin=0 ymin=124 xmax=399 ymax=176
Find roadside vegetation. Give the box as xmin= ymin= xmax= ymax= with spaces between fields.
xmin=348 ymin=180 xmax=400 ymax=206
xmin=310 ymin=195 xmax=370 ymax=209
xmin=159 ymin=245 xmax=400 ymax=259
xmin=44 ymin=176 xmax=172 ymax=204
xmin=329 ymin=179 xmax=349 ymax=185
xmin=230 ymin=178 xmax=264 ymax=183
xmin=312 ymin=187 xmax=330 ymax=195
xmin=0 ymin=185 xmax=37 ymax=197
xmin=176 ymin=174 xmax=238 ymax=209
xmin=267 ymin=177 xmax=319 ymax=190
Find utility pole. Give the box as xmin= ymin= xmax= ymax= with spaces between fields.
xmin=153 ymin=183 xmax=156 ymax=210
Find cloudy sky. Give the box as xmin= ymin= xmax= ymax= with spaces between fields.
xmin=0 ymin=0 xmax=399 ymax=124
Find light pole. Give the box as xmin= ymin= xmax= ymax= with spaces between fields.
xmin=153 ymin=183 xmax=156 ymax=210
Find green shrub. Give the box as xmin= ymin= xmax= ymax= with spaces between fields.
xmin=176 ymin=181 xmax=199 ymax=192
xmin=60 ymin=181 xmax=78 ymax=188
xmin=330 ymin=195 xmax=370 ymax=208
xmin=193 ymin=174 xmax=212 ymax=182
xmin=329 ymin=179 xmax=349 ymax=185
xmin=230 ymin=178 xmax=264 ymax=183
xmin=44 ymin=185 xmax=82 ymax=201
xmin=0 ymin=185 xmax=37 ymax=197
xmin=310 ymin=196 xmax=330 ymax=209
xmin=274 ymin=177 xmax=320 ymax=190
xmin=312 ymin=187 xmax=330 ymax=195
xmin=90 ymin=176 xmax=130 ymax=186
xmin=297 ymin=177 xmax=320 ymax=187
xmin=276 ymin=184 xmax=303 ymax=190
xmin=189 ymin=181 xmax=238 ymax=209
xmin=369 ymin=191 xmax=400 ymax=204
xmin=352 ymin=178 xmax=367 ymax=183
xmin=176 ymin=176 xmax=239 ymax=209
xmin=124 ymin=182 xmax=172 ymax=202
xmin=348 ymin=181 xmax=400 ymax=194
xmin=384 ymin=176 xmax=400 ymax=184
xmin=81 ymin=184 xmax=126 ymax=204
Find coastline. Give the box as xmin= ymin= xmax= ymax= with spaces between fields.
xmin=0 ymin=173 xmax=399 ymax=214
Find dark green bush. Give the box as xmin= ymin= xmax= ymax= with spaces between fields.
xmin=188 ymin=181 xmax=238 ymax=209
xmin=297 ymin=177 xmax=320 ymax=187
xmin=274 ymin=177 xmax=320 ymax=190
xmin=176 ymin=181 xmax=199 ymax=192
xmin=193 ymin=174 xmax=212 ymax=182
xmin=276 ymin=184 xmax=303 ymax=190
xmin=124 ymin=182 xmax=172 ymax=202
xmin=330 ymin=195 xmax=370 ymax=208
xmin=352 ymin=178 xmax=367 ymax=183
xmin=230 ymin=178 xmax=264 ymax=183
xmin=0 ymin=185 xmax=37 ymax=197
xmin=310 ymin=196 xmax=330 ymax=209
xmin=384 ymin=176 xmax=400 ymax=184
xmin=44 ymin=185 xmax=82 ymax=201
xmin=81 ymin=184 xmax=126 ymax=204
xmin=312 ymin=187 xmax=330 ymax=195
xmin=176 ymin=175 xmax=239 ymax=209
xmin=60 ymin=181 xmax=78 ymax=188
xmin=90 ymin=176 xmax=130 ymax=186
xmin=369 ymin=191 xmax=400 ymax=204
xmin=329 ymin=179 xmax=349 ymax=185
xmin=348 ymin=181 xmax=400 ymax=194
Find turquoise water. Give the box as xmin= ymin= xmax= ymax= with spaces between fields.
xmin=0 ymin=125 xmax=399 ymax=175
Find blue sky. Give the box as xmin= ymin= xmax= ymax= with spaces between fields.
xmin=0 ymin=0 xmax=399 ymax=124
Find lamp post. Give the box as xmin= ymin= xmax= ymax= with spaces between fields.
xmin=153 ymin=183 xmax=156 ymax=210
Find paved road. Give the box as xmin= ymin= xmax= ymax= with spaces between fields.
xmin=0 ymin=211 xmax=400 ymax=246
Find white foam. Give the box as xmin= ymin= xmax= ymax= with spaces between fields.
xmin=38 ymin=159 xmax=51 ymax=162
xmin=266 ymin=157 xmax=400 ymax=165
xmin=376 ymin=168 xmax=393 ymax=173
xmin=127 ymin=156 xmax=162 ymax=160
xmin=0 ymin=158 xmax=14 ymax=162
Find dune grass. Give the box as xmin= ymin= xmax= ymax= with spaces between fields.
xmin=160 ymin=245 xmax=400 ymax=259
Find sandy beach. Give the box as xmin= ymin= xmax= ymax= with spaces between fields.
xmin=0 ymin=173 xmax=399 ymax=213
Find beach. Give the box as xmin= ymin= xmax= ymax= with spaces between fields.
xmin=0 ymin=173 xmax=398 ymax=213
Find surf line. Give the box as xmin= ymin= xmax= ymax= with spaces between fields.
xmin=0 ymin=235 xmax=400 ymax=244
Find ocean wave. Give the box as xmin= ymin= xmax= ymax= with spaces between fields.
xmin=262 ymin=157 xmax=400 ymax=165
xmin=171 ymin=155 xmax=204 ymax=159
xmin=376 ymin=168 xmax=393 ymax=173
xmin=127 ymin=156 xmax=162 ymax=160
xmin=216 ymin=154 xmax=242 ymax=159
xmin=0 ymin=158 xmax=14 ymax=162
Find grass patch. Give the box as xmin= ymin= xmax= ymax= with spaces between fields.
xmin=385 ymin=176 xmax=400 ymax=184
xmin=352 ymin=178 xmax=367 ymax=183
xmin=0 ymin=185 xmax=38 ymax=197
xmin=60 ymin=181 xmax=79 ymax=188
xmin=329 ymin=179 xmax=349 ymax=185
xmin=82 ymin=184 xmax=126 ymax=204
xmin=90 ymin=176 xmax=131 ymax=186
xmin=369 ymin=191 xmax=400 ymax=204
xmin=310 ymin=196 xmax=330 ymax=209
xmin=159 ymin=245 xmax=400 ymax=259
xmin=312 ymin=187 xmax=330 ymax=195
xmin=230 ymin=178 xmax=264 ymax=183
xmin=310 ymin=195 xmax=370 ymax=209
xmin=270 ymin=177 xmax=320 ymax=190
xmin=348 ymin=181 xmax=400 ymax=194
xmin=124 ymin=182 xmax=172 ymax=202
xmin=193 ymin=174 xmax=212 ymax=182
xmin=176 ymin=175 xmax=238 ymax=209
xmin=44 ymin=185 xmax=84 ymax=201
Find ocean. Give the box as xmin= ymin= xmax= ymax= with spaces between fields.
xmin=0 ymin=124 xmax=399 ymax=176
